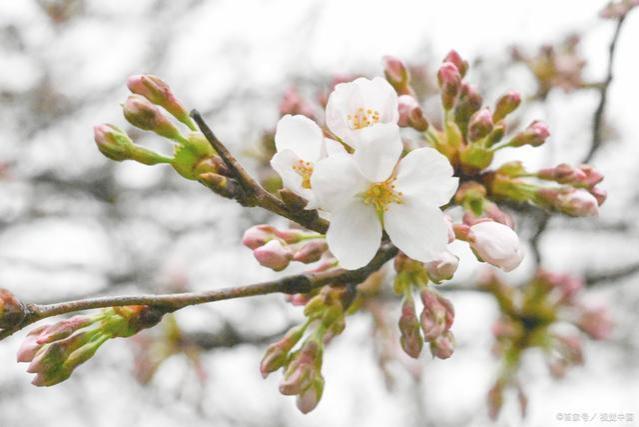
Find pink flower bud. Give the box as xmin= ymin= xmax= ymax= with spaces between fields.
xmin=127 ymin=74 xmax=194 ymax=128
xmin=398 ymin=297 xmax=423 ymax=358
xmin=443 ymin=50 xmax=469 ymax=77
xmin=123 ymin=94 xmax=183 ymax=141
xmin=509 ymin=120 xmax=550 ymax=147
xmin=293 ymin=240 xmax=328 ymax=264
xmin=468 ymin=108 xmax=494 ymax=142
xmin=557 ymin=188 xmax=599 ymax=217
xmin=579 ymin=165 xmax=604 ymax=187
xmin=468 ymin=221 xmax=524 ymax=272
xmin=93 ymin=124 xmax=134 ymax=161
xmin=577 ymin=306 xmax=613 ymax=340
xmin=488 ymin=382 xmax=504 ymax=420
xmin=296 ymin=376 xmax=324 ymax=413
xmin=398 ymin=95 xmax=429 ymax=131
xmin=590 ymin=187 xmax=607 ymax=206
xmin=17 ymin=325 xmax=48 ymax=363
xmin=279 ymin=340 xmax=320 ymax=396
xmin=279 ymin=86 xmax=316 ymax=119
xmin=383 ymin=55 xmax=411 ymax=94
xmin=429 ymin=330 xmax=455 ymax=359
xmin=556 ymin=335 xmax=584 ymax=365
xmin=419 ymin=289 xmax=454 ymax=340
xmin=493 ymin=90 xmax=521 ymax=122
xmin=242 ymin=225 xmax=276 ymax=249
xmin=437 ymin=62 xmax=462 ymax=110
xmin=424 ymin=251 xmax=459 ymax=283
xmin=454 ymin=83 xmax=483 ymax=131
xmin=484 ymin=202 xmax=515 ymax=228
xmin=253 ymin=240 xmax=293 ymax=271
xmin=260 ymin=325 xmax=305 ymax=378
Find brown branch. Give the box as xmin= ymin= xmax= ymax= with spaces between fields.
xmin=585 ymin=261 xmax=639 ymax=286
xmin=1 ymin=244 xmax=398 ymax=341
xmin=582 ymin=15 xmax=627 ymax=163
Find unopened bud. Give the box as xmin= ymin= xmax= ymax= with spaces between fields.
xmin=253 ymin=239 xmax=293 ymax=271
xmin=127 ymin=74 xmax=195 ymax=129
xmin=279 ymin=86 xmax=315 ymax=119
xmin=198 ymin=173 xmax=241 ymax=198
xmin=443 ymin=50 xmax=469 ymax=77
xmin=279 ymin=340 xmax=320 ymax=396
xmin=94 ymin=124 xmax=171 ymax=165
xmin=468 ymin=108 xmax=494 ymax=142
xmin=260 ymin=324 xmax=306 ymax=378
xmin=437 ymin=62 xmax=462 ymax=110
xmin=577 ymin=306 xmax=612 ymax=340
xmin=383 ymin=55 xmax=411 ymax=95
xmin=493 ymin=91 xmax=521 ymax=122
xmin=468 ymin=221 xmax=523 ymax=272
xmin=424 ymin=251 xmax=459 ymax=283
xmin=419 ymin=289 xmax=454 ymax=340
xmin=454 ymin=83 xmax=483 ymax=133
xmin=242 ymin=225 xmax=276 ymax=249
xmin=538 ymin=188 xmax=599 ymax=217
xmin=296 ymin=376 xmax=324 ymax=413
xmin=293 ymin=240 xmax=328 ymax=264
xmin=398 ymin=296 xmax=423 ymax=358
xmin=509 ymin=120 xmax=550 ymax=147
xmin=590 ymin=187 xmax=607 ymax=206
xmin=123 ymin=95 xmax=184 ymax=141
xmin=460 ymin=144 xmax=494 ymax=172
xmin=398 ymin=95 xmax=429 ymax=131
xmin=0 ymin=289 xmax=26 ymax=330
xmin=429 ymin=330 xmax=455 ymax=359
xmin=487 ymin=382 xmax=504 ymax=420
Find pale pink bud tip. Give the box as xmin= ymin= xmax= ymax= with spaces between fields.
xmin=443 ymin=50 xmax=469 ymax=77
xmin=468 ymin=221 xmax=524 ymax=272
xmin=398 ymin=95 xmax=429 ymax=131
xmin=468 ymin=108 xmax=494 ymax=142
xmin=253 ymin=240 xmax=293 ymax=271
xmin=493 ymin=90 xmax=521 ymax=122
xmin=424 ymin=251 xmax=459 ymax=283
xmin=242 ymin=225 xmax=276 ymax=249
xmin=383 ymin=55 xmax=410 ymax=93
xmin=558 ymin=189 xmax=599 ymax=217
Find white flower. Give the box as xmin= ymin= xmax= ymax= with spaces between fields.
xmin=270 ymin=115 xmax=344 ymax=207
xmin=468 ymin=221 xmax=523 ymax=272
xmin=325 ymin=77 xmax=402 ymax=173
xmin=311 ymin=144 xmax=459 ymax=270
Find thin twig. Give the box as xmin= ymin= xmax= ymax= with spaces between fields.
xmin=582 ymin=15 xmax=627 ymax=163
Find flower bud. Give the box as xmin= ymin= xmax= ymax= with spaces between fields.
xmin=419 ymin=289 xmax=454 ymax=340
xmin=94 ymin=124 xmax=171 ymax=165
xmin=437 ymin=62 xmax=462 ymax=110
xmin=123 ymin=94 xmax=184 ymax=141
xmin=242 ymin=225 xmax=276 ymax=249
xmin=468 ymin=221 xmax=523 ymax=272
xmin=487 ymin=382 xmax=504 ymax=420
xmin=424 ymin=251 xmax=459 ymax=283
xmin=539 ymin=188 xmax=599 ymax=217
xmin=460 ymin=144 xmax=494 ymax=172
xmin=127 ymin=74 xmax=195 ymax=129
xmin=454 ymin=83 xmax=483 ymax=133
xmin=398 ymin=95 xmax=429 ymax=131
xmin=429 ymin=330 xmax=455 ymax=359
xmin=0 ymin=289 xmax=26 ymax=330
xmin=279 ymin=340 xmax=320 ymax=396
xmin=293 ymin=240 xmax=328 ymax=264
xmin=253 ymin=239 xmax=293 ymax=271
xmin=495 ymin=161 xmax=527 ymax=177
xmin=509 ymin=120 xmax=550 ymax=147
xmin=398 ymin=296 xmax=423 ymax=358
xmin=577 ymin=306 xmax=612 ymax=340
xmin=468 ymin=108 xmax=494 ymax=142
xmin=296 ymin=376 xmax=324 ymax=413
xmin=493 ymin=91 xmax=521 ymax=123
xmin=279 ymin=86 xmax=316 ymax=119
xmin=590 ymin=187 xmax=607 ymax=206
xmin=443 ymin=50 xmax=469 ymax=77
xmin=260 ymin=324 xmax=306 ymax=378
xmin=383 ymin=55 xmax=411 ymax=95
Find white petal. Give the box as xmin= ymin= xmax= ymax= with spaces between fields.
xmin=310 ymin=153 xmax=369 ymax=211
xmin=325 ymin=82 xmax=364 ymax=142
xmin=353 ymin=123 xmax=402 ymax=182
xmin=384 ymin=198 xmax=448 ymax=262
xmin=322 ymin=138 xmax=347 ymax=157
xmin=270 ymin=150 xmax=314 ymax=200
xmin=395 ymin=147 xmax=459 ymax=207
xmin=358 ymin=77 xmax=399 ymax=125
xmin=274 ymin=115 xmax=323 ymax=161
xmin=327 ymin=202 xmax=382 ymax=269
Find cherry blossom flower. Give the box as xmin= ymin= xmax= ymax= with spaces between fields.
xmin=311 ymin=145 xmax=458 ymax=269
xmin=270 ymin=115 xmax=344 ymax=207
xmin=325 ymin=77 xmax=403 ymax=180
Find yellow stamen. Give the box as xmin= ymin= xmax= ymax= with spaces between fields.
xmin=292 ymin=160 xmax=314 ymax=189
xmin=362 ymin=177 xmax=403 ymax=215
xmin=348 ymin=107 xmax=381 ymax=130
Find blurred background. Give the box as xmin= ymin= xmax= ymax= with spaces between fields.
xmin=1 ymin=0 xmax=638 ymax=426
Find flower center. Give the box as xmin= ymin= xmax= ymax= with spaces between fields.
xmin=362 ymin=178 xmax=403 ymax=214
xmin=292 ymin=160 xmax=314 ymax=189
xmin=347 ymin=107 xmax=381 ymax=130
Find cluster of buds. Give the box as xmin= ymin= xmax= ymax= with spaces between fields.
xmin=260 ymin=285 xmax=353 ymax=413
xmin=511 ymin=34 xmax=587 ymax=99
xmin=242 ymin=225 xmax=328 ymax=271
xmin=481 ymin=271 xmax=612 ymax=419
xmin=489 ymin=161 xmax=606 ymax=217
xmin=393 ymin=254 xmax=456 ymax=359
xmin=94 ymin=75 xmax=237 ymax=198
xmin=17 ymin=305 xmax=165 ymax=386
